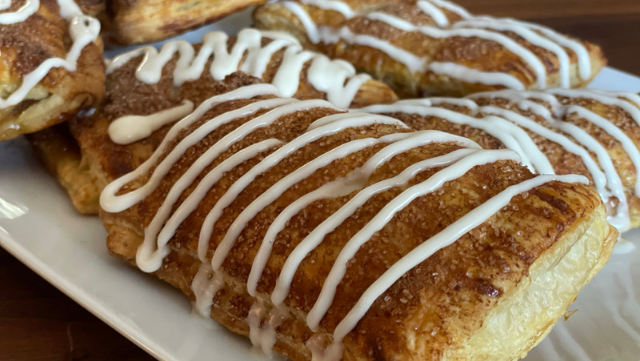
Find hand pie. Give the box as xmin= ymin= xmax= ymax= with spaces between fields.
xmin=88 ymin=83 xmax=615 ymax=361
xmin=106 ymin=0 xmax=270 ymax=44
xmin=253 ymin=0 xmax=607 ymax=97
xmin=28 ymin=28 xmax=398 ymax=214
xmin=0 ymin=0 xmax=105 ymax=142
xmin=362 ymin=89 xmax=640 ymax=232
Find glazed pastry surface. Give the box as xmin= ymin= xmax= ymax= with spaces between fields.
xmin=0 ymin=0 xmax=104 ymax=141
xmin=254 ymin=0 xmax=607 ymax=97
xmin=89 ymin=83 xmax=615 ymax=361
xmin=363 ymin=89 xmax=640 ymax=231
xmin=29 ymin=29 xmax=397 ymax=214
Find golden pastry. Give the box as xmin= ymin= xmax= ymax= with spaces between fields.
xmin=106 ymin=0 xmax=269 ymax=44
xmin=361 ymin=89 xmax=640 ymax=232
xmin=0 ymin=0 xmax=105 ymax=142
xmin=85 ymin=82 xmax=614 ymax=361
xmin=253 ymin=0 xmax=607 ymax=97
xmin=28 ymin=28 xmax=398 ymax=214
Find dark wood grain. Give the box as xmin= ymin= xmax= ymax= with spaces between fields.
xmin=0 ymin=248 xmax=153 ymax=361
xmin=1 ymin=1 xmax=639 ymax=360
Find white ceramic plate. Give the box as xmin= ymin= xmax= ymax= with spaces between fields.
xmin=2 ymin=9 xmax=640 ymax=361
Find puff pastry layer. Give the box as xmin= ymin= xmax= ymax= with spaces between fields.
xmin=254 ymin=0 xmax=607 ymax=97
xmin=87 ymin=84 xmax=616 ymax=361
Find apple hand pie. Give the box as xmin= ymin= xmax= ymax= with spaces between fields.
xmin=90 ymin=83 xmax=615 ymax=361
xmin=254 ymin=0 xmax=607 ymax=97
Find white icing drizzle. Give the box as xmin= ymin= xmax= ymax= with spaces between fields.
xmin=250 ymin=131 xmax=481 ymax=297
xmin=566 ymin=106 xmax=640 ymax=196
xmin=191 ymin=263 xmax=224 ymax=317
xmin=429 ymin=62 xmax=526 ymax=91
xmin=317 ymin=25 xmax=428 ymax=74
xmin=588 ymin=90 xmax=640 ymax=109
xmin=282 ymin=1 xmax=321 ymax=43
xmin=416 ymin=1 xmax=449 ymax=27
xmin=246 ymin=299 xmax=287 ymax=356
xmin=320 ymin=174 xmax=587 ymax=356
xmin=106 ymin=28 xmax=371 ymax=109
xmin=281 ymin=0 xmax=595 ymax=90
xmin=0 ymin=0 xmax=38 ymax=23
xmin=427 ymin=0 xmax=472 ymax=19
xmin=307 ymin=57 xmax=370 ymax=109
xmin=453 ymin=17 xmax=572 ymax=87
xmin=481 ymin=104 xmax=629 ymax=230
xmin=473 ymin=89 xmax=640 ymax=229
xmin=399 ymin=97 xmax=479 ymax=110
xmin=366 ymin=12 xmax=547 ymax=88
xmin=299 ymin=0 xmax=354 ymax=18
xmin=306 ymin=149 xmax=522 ymax=329
xmin=0 ymin=0 xmax=100 ymax=108
xmin=284 ymin=2 xmax=429 ymax=74
xmin=135 ymin=98 xmax=336 ymax=271
xmin=359 ymin=103 xmax=550 ymax=173
xmin=502 ymin=92 xmax=639 ymax=220
xmin=513 ymin=20 xmax=592 ymax=80
xmin=380 ymin=89 xmax=640 ymax=231
xmin=101 ymin=83 xmax=282 ymax=213
xmin=108 ymin=101 xmax=195 ymax=145
xmin=245 ymin=132 xmax=412 ymax=296
xmin=548 ymin=89 xmax=640 ymax=128
xmin=137 ymin=139 xmax=283 ymax=272
xmin=270 ymin=147 xmax=479 ymax=308
xmin=201 ymin=113 xmax=409 ymax=266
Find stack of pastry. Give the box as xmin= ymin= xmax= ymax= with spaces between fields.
xmin=2 ymin=0 xmax=637 ymax=360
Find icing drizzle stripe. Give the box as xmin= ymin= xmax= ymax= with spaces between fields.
xmin=280 ymin=0 xmax=594 ymax=90
xmin=106 ymin=28 xmax=371 ymax=109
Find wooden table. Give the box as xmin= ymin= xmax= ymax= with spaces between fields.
xmin=1 ymin=1 xmax=639 ymax=360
